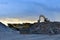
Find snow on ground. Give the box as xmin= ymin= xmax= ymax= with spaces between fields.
xmin=1 ymin=33 xmax=60 ymax=40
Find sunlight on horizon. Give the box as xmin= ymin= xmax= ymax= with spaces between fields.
xmin=0 ymin=18 xmax=37 ymax=26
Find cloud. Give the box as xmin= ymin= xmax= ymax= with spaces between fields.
xmin=0 ymin=0 xmax=60 ymax=21
xmin=18 ymin=1 xmax=60 ymax=14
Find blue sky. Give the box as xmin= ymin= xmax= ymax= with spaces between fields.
xmin=0 ymin=0 xmax=60 ymax=21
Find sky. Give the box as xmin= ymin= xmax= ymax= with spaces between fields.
xmin=0 ymin=0 xmax=60 ymax=21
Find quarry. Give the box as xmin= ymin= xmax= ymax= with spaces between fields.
xmin=8 ymin=15 xmax=60 ymax=34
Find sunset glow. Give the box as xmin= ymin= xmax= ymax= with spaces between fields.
xmin=0 ymin=18 xmax=37 ymax=25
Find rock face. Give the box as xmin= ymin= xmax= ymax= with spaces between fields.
xmin=7 ymin=15 xmax=60 ymax=34
xmin=29 ymin=22 xmax=60 ymax=34
xmin=19 ymin=15 xmax=60 ymax=34
xmin=0 ymin=22 xmax=19 ymax=33
xmin=0 ymin=22 xmax=20 ymax=40
xmin=0 ymin=22 xmax=12 ymax=32
xmin=19 ymin=22 xmax=60 ymax=34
